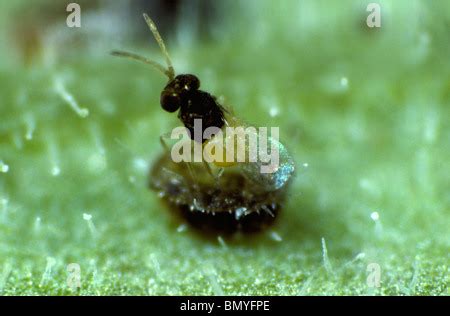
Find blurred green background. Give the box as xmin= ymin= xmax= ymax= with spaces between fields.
xmin=0 ymin=0 xmax=448 ymax=295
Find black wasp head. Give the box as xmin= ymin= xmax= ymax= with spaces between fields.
xmin=160 ymin=74 xmax=200 ymax=113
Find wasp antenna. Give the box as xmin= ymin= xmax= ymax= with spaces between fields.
xmin=143 ymin=13 xmax=175 ymax=80
xmin=111 ymin=50 xmax=171 ymax=79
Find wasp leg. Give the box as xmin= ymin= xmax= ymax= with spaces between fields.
xmin=159 ymin=132 xmax=171 ymax=152
xmin=202 ymin=160 xmax=219 ymax=184
xmin=159 ymin=132 xmax=196 ymax=183
xmin=202 ymin=161 xmax=227 ymax=187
